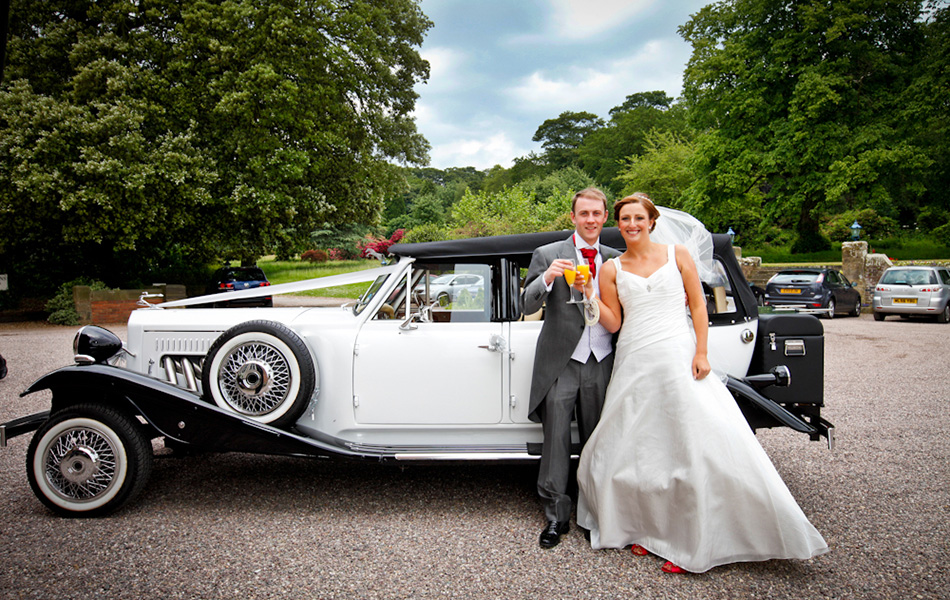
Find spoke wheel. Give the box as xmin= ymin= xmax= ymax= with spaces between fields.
xmin=826 ymin=299 xmax=836 ymax=319
xmin=27 ymin=405 xmax=152 ymax=517
xmin=938 ymin=303 xmax=950 ymax=324
xmin=202 ymin=320 xmax=316 ymax=428
xmin=851 ymin=298 xmax=862 ymax=317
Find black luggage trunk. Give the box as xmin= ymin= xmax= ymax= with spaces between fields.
xmin=750 ymin=313 xmax=824 ymax=408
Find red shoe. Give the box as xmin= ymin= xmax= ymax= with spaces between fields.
xmin=631 ymin=544 xmax=648 ymax=556
xmin=661 ymin=561 xmax=687 ymax=574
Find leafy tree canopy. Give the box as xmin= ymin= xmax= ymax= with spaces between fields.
xmin=679 ymin=0 xmax=934 ymax=251
xmin=532 ymin=110 xmax=604 ymax=171
xmin=578 ymin=92 xmax=692 ymax=195
xmin=0 ymin=0 xmax=431 ymax=293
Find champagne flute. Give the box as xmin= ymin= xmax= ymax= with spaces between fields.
xmin=564 ymin=259 xmax=582 ymax=304
xmin=576 ymin=263 xmax=591 ymax=304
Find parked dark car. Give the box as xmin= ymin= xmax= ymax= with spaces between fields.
xmin=207 ymin=266 xmax=273 ymax=308
xmin=764 ymin=268 xmax=862 ymax=318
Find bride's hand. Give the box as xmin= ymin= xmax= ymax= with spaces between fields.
xmin=692 ymin=354 xmax=711 ymax=380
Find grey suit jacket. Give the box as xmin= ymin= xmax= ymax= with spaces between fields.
xmin=521 ymin=236 xmax=621 ymax=423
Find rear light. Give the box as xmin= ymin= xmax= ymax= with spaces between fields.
xmin=260 ymin=282 xmax=271 ymax=287
xmin=876 ymin=285 xmax=889 ymax=292
xmin=218 ymin=283 xmax=234 ymax=290
xmin=919 ymin=287 xmax=939 ymax=292
xmin=810 ymin=302 xmax=822 ymax=307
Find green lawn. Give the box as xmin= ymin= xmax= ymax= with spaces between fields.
xmin=258 ymin=259 xmax=380 ymax=299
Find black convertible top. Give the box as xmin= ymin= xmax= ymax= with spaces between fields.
xmin=390 ymin=228 xmax=735 ymax=269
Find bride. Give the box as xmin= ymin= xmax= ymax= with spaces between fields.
xmin=576 ymin=193 xmax=828 ymax=573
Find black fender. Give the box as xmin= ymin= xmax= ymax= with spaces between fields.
xmin=15 ymin=364 xmax=364 ymax=459
xmin=725 ymin=375 xmax=818 ymax=435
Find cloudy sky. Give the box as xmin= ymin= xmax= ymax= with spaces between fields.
xmin=413 ymin=0 xmax=711 ymax=170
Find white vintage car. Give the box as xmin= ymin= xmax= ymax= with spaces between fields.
xmin=1 ymin=229 xmax=833 ymax=516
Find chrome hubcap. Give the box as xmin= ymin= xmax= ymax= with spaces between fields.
xmin=60 ymin=445 xmax=100 ymax=484
xmin=219 ymin=342 xmax=291 ymax=416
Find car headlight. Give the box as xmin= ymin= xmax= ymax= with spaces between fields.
xmin=73 ymin=326 xmax=123 ymax=364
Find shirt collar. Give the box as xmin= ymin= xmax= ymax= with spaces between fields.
xmin=573 ymin=233 xmax=600 ymax=252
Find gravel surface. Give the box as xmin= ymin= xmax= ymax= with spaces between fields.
xmin=0 ymin=316 xmax=947 ymax=599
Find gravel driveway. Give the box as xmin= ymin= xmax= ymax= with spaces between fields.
xmin=0 ymin=316 xmax=947 ymax=599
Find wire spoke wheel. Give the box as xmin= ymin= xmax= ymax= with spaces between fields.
xmin=218 ymin=341 xmax=292 ymax=416
xmin=27 ymin=405 xmax=152 ymax=517
xmin=203 ymin=321 xmax=316 ymax=429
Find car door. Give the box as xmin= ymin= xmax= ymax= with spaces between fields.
xmin=352 ymin=263 xmax=505 ymax=425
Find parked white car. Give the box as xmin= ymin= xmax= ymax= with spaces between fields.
xmin=872 ymin=265 xmax=950 ymax=322
xmin=1 ymin=229 xmax=833 ymax=516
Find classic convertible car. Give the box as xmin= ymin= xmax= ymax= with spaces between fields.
xmin=1 ymin=228 xmax=834 ymax=517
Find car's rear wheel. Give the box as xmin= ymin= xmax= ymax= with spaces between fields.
xmin=850 ymin=298 xmax=862 ymax=317
xmin=825 ymin=299 xmax=836 ymax=319
xmin=27 ymin=404 xmax=152 ymax=517
xmin=938 ymin=303 xmax=950 ymax=324
xmin=202 ymin=320 xmax=316 ymax=428
xmin=874 ymin=311 xmax=886 ymax=321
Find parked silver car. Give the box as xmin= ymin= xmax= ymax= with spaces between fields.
xmin=872 ymin=266 xmax=950 ymax=323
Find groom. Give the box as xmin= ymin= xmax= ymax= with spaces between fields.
xmin=522 ymin=187 xmax=620 ymax=549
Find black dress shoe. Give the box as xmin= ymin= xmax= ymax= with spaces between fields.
xmin=539 ymin=520 xmax=570 ymax=549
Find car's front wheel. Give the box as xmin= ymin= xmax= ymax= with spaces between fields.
xmin=202 ymin=320 xmax=316 ymax=428
xmin=850 ymin=298 xmax=862 ymax=317
xmin=27 ymin=404 xmax=153 ymax=517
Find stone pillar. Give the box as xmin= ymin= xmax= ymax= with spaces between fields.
xmin=841 ymin=241 xmax=868 ymax=306
xmin=841 ymin=241 xmax=867 ymax=284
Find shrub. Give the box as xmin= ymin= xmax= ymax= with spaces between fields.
xmin=359 ymin=229 xmax=405 ymax=258
xmin=300 ymin=249 xmax=328 ymax=263
xmin=46 ymin=279 xmax=109 ymax=326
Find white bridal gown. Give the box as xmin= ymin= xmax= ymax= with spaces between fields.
xmin=576 ymin=247 xmax=828 ymax=573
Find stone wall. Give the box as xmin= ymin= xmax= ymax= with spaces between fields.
xmin=74 ymin=284 xmax=187 ymax=324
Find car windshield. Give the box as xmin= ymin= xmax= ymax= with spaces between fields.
xmin=880 ymin=270 xmax=936 ymax=285
xmin=354 ymin=274 xmax=391 ymax=316
xmin=430 ymin=274 xmax=455 ymax=285
xmin=772 ymin=272 xmax=820 ymax=284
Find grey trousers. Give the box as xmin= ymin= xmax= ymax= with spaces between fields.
xmin=537 ymin=353 xmax=613 ymax=523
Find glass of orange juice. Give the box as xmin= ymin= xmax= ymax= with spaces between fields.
xmin=564 ymin=259 xmax=582 ymax=304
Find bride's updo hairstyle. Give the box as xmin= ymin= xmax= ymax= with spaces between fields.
xmin=614 ymin=192 xmax=660 ymax=232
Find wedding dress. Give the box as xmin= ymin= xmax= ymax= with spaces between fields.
xmin=576 ymin=246 xmax=828 ymax=573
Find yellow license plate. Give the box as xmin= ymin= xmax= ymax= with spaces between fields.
xmin=893 ymin=298 xmax=917 ymax=304
xmin=779 ymin=288 xmax=802 ymax=294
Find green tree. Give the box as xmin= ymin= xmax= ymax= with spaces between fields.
xmin=679 ymin=0 xmax=932 ymax=252
xmin=532 ymin=111 xmax=604 ymax=171
xmin=898 ymin=2 xmax=950 ymax=233
xmin=578 ymin=92 xmax=691 ymax=195
xmin=0 ymin=0 xmax=431 ymax=293
xmin=616 ymin=130 xmax=696 ymax=210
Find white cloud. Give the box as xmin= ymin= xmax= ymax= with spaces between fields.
xmin=430 ymin=132 xmax=529 ymax=170
xmin=505 ymin=38 xmax=687 ymax=117
xmin=420 ymin=46 xmax=469 ymax=92
xmin=547 ymin=0 xmax=656 ymax=39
